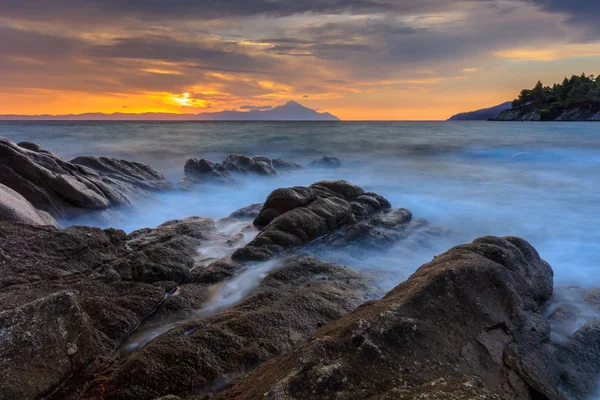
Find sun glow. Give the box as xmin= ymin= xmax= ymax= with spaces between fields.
xmin=173 ymin=93 xmax=192 ymax=106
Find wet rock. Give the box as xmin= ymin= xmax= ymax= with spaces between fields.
xmin=218 ymin=236 xmax=559 ymax=400
xmin=186 ymin=257 xmax=244 ymax=284
xmin=180 ymin=154 xmax=304 ymax=188
xmin=228 ymin=203 xmax=264 ymax=220
xmin=116 ymin=217 xmax=218 ymax=283
xmin=0 ymin=137 xmax=170 ymax=218
xmin=555 ymin=320 xmax=600 ymax=398
xmin=222 ymin=154 xmax=277 ymax=176
xmin=233 ymin=180 xmax=392 ymax=261
xmin=308 ymin=155 xmax=342 ymax=169
xmin=83 ymin=257 xmax=378 ymax=399
xmin=70 ymin=156 xmax=171 ymax=193
xmin=0 ymin=183 xmax=58 ymax=227
xmin=183 ymin=158 xmax=232 ymax=185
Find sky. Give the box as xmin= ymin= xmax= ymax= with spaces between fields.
xmin=1 ymin=0 xmax=599 ymax=120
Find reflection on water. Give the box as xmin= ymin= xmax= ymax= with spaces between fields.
xmin=1 ymin=121 xmax=599 ymax=290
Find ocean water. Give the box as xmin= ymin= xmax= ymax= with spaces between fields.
xmin=1 ymin=121 xmax=599 ymax=290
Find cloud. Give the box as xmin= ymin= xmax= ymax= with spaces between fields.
xmin=0 ymin=0 xmax=459 ymax=23
xmin=0 ymin=24 xmax=83 ymax=61
xmin=1 ymin=0 xmax=598 ymax=117
xmin=87 ymin=35 xmax=279 ymax=73
xmin=531 ymin=1 xmax=600 ymax=35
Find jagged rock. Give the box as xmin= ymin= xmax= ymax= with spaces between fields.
xmin=218 ymin=236 xmax=565 ymax=400
xmin=81 ymin=257 xmax=378 ymax=399
xmin=115 ymin=217 xmax=218 ymax=283
xmin=233 ymin=180 xmax=392 ymax=261
xmin=494 ymin=107 xmax=600 ymax=121
xmin=222 ymin=154 xmax=277 ymax=176
xmin=228 ymin=203 xmax=264 ymax=220
xmin=180 ymin=154 xmax=304 ymax=188
xmin=183 ymin=158 xmax=232 ymax=185
xmin=0 ymin=222 xmax=171 ymax=399
xmin=70 ymin=156 xmax=171 ymax=192
xmin=0 ymin=137 xmax=170 ymax=218
xmin=309 ymin=155 xmax=342 ymax=168
xmin=0 ymin=183 xmax=58 ymax=227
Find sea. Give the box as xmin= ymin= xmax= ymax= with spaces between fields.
xmin=1 ymin=120 xmax=599 ymax=291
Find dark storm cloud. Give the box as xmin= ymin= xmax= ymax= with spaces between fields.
xmin=0 ymin=0 xmax=459 ymax=22
xmin=532 ymin=1 xmax=600 ymax=35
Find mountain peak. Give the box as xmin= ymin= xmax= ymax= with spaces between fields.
xmin=280 ymin=100 xmax=306 ymax=109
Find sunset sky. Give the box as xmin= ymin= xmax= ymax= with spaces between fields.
xmin=1 ymin=0 xmax=599 ymax=120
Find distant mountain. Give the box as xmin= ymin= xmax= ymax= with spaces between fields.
xmin=0 ymin=101 xmax=340 ymax=121
xmin=447 ymin=102 xmax=512 ymax=121
xmin=197 ymin=101 xmax=339 ymax=121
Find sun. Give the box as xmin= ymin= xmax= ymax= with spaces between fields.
xmin=173 ymin=93 xmax=191 ymax=106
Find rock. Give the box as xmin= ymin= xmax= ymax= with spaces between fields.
xmin=70 ymin=156 xmax=171 ymax=192
xmin=0 ymin=183 xmax=58 ymax=227
xmin=0 ymin=137 xmax=170 ymax=218
xmin=218 ymin=236 xmax=559 ymax=400
xmin=228 ymin=203 xmax=264 ymax=220
xmin=308 ymin=155 xmax=342 ymax=169
xmin=183 ymin=158 xmax=231 ymax=184
xmin=0 ymin=222 xmax=171 ymax=399
xmin=271 ymin=158 xmax=304 ymax=171
xmin=0 ymin=214 xmax=251 ymax=400
xmin=555 ymin=320 xmax=600 ymax=398
xmin=585 ymin=288 xmax=600 ymax=305
xmin=180 ymin=154 xmax=304 ymax=188
xmin=222 ymin=154 xmax=277 ymax=176
xmin=0 ymin=291 xmax=109 ymax=400
xmin=494 ymin=106 xmax=600 ymax=122
xmin=186 ymin=257 xmax=244 ymax=284
xmin=233 ymin=180 xmax=392 ymax=261
xmin=81 ymin=257 xmax=378 ymax=399
xmin=116 ymin=217 xmax=218 ymax=283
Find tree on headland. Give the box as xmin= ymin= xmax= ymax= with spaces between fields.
xmin=512 ymin=73 xmax=600 ymax=112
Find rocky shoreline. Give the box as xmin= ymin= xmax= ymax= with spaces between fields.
xmin=1 ymin=137 xmax=599 ymax=400
xmin=492 ymin=106 xmax=600 ymax=121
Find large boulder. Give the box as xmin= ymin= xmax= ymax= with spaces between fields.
xmin=217 ymin=236 xmax=572 ymax=400
xmin=0 ymin=183 xmax=58 ymax=227
xmin=0 ymin=137 xmax=170 ymax=218
xmin=232 ymin=180 xmax=393 ymax=261
xmin=77 ymin=257 xmax=378 ymax=399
